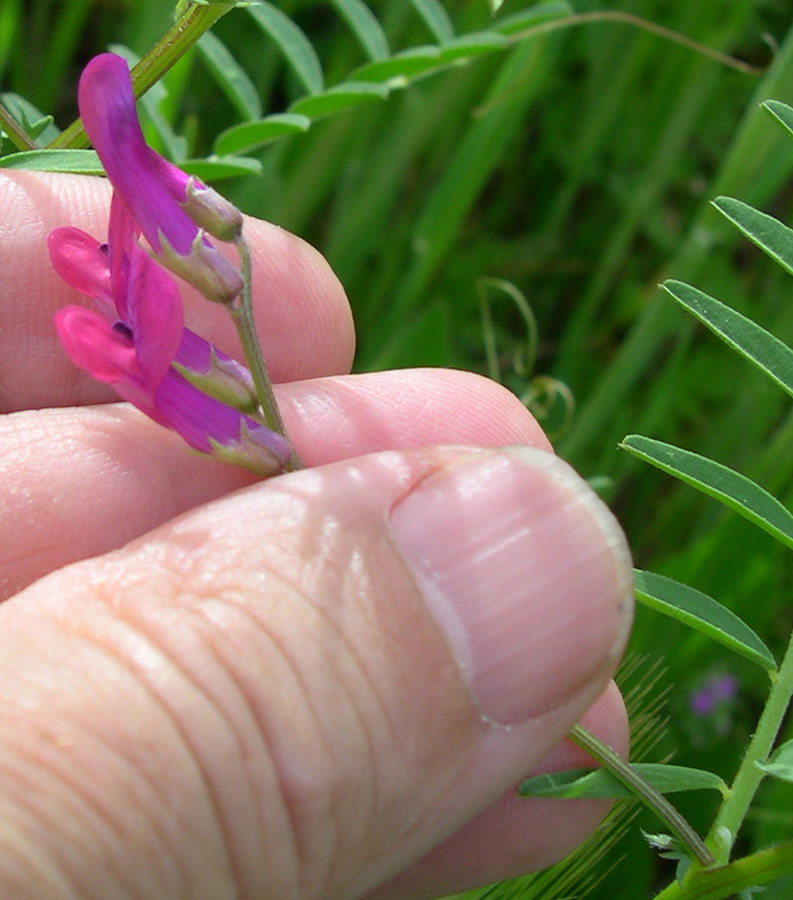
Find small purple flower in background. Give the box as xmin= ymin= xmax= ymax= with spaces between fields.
xmin=686 ymin=671 xmax=739 ymax=744
xmin=690 ymin=673 xmax=739 ymax=717
xmin=49 ymin=55 xmax=292 ymax=475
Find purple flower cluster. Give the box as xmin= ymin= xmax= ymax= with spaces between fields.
xmin=50 ymin=54 xmax=290 ymax=474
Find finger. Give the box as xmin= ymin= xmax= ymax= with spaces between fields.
xmin=0 ymin=447 xmax=633 ymax=898
xmin=0 ymin=368 xmax=550 ymax=600
xmin=366 ymin=682 xmax=628 ymax=899
xmin=0 ymin=171 xmax=354 ymax=412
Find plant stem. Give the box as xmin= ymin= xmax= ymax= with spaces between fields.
xmin=48 ymin=2 xmax=231 ymax=150
xmin=651 ymin=839 xmax=793 ymax=900
xmin=570 ymin=725 xmax=714 ymax=867
xmin=232 ymin=235 xmax=302 ymax=472
xmin=704 ymin=635 xmax=793 ymax=863
xmin=0 ymin=100 xmax=38 ymax=151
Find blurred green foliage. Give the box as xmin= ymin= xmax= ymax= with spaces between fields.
xmin=4 ymin=1 xmax=793 ymax=895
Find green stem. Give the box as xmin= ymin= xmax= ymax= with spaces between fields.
xmin=704 ymin=636 xmax=793 ymax=863
xmin=232 ymin=235 xmax=302 ymax=472
xmin=48 ymin=2 xmax=231 ymax=150
xmin=651 ymin=839 xmax=793 ymax=900
xmin=570 ymin=725 xmax=714 ymax=867
xmin=0 ymin=100 xmax=37 ymax=151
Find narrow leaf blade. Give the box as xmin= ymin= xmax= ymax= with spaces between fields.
xmin=438 ymin=31 xmax=507 ymax=64
xmin=289 ymin=81 xmax=388 ymax=119
xmin=179 ymin=155 xmax=262 ymax=181
xmin=519 ymin=764 xmax=726 ymax=800
xmin=197 ymin=30 xmax=262 ymax=121
xmin=763 ymin=99 xmax=793 ymax=139
xmin=621 ymin=434 xmax=793 ymax=553
xmin=712 ymin=196 xmax=793 ymax=277
xmin=331 ymin=0 xmax=390 ymax=62
xmin=351 ymin=45 xmax=441 ymax=84
xmin=493 ymin=1 xmax=572 ymax=36
xmin=662 ymin=279 xmax=793 ymax=400
xmin=756 ymin=739 xmax=793 ymax=782
xmin=0 ymin=148 xmax=103 ymax=174
xmin=214 ymin=113 xmax=310 ymax=156
xmin=407 ymin=0 xmax=455 ymax=43
xmin=633 ymin=569 xmax=776 ymax=671
xmin=248 ymin=3 xmax=324 ymax=95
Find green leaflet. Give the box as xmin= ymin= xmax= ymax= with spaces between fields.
xmin=756 ymin=739 xmax=793 ymax=782
xmin=662 ymin=280 xmax=793 ymax=400
xmin=330 ymin=0 xmax=390 ymax=62
xmin=712 ymin=196 xmax=793 ymax=277
xmin=198 ymin=30 xmax=261 ymax=120
xmin=214 ymin=113 xmax=310 ymax=156
xmin=407 ymin=0 xmax=455 ymax=44
xmin=247 ymin=3 xmax=324 ymax=95
xmin=633 ymin=569 xmax=776 ymax=671
xmin=519 ymin=763 xmax=727 ymax=800
xmin=0 ymin=148 xmax=103 ymax=173
xmin=621 ymin=435 xmax=793 ymax=553
xmin=179 ymin=155 xmax=262 ymax=180
xmin=289 ymin=81 xmax=389 ymax=120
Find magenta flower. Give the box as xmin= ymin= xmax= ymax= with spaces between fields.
xmin=78 ymin=52 xmax=244 ymax=303
xmin=50 ymin=196 xmax=291 ymax=474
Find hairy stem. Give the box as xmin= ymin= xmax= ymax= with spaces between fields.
xmin=570 ymin=725 xmax=714 ymax=867
xmin=704 ymin=635 xmax=793 ymax=863
xmin=231 ymin=235 xmax=302 ymax=472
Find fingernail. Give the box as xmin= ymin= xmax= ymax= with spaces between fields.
xmin=389 ymin=448 xmax=633 ymax=724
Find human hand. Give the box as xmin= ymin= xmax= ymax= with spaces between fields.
xmin=0 ymin=171 xmax=633 ymax=899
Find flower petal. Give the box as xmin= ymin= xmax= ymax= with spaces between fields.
xmin=154 ymin=368 xmax=291 ymax=468
xmin=54 ymin=305 xmax=139 ymax=385
xmin=47 ymin=227 xmax=113 ymax=312
xmin=78 ymin=53 xmax=196 ymax=256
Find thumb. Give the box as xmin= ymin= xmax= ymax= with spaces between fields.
xmin=0 ymin=446 xmax=632 ymax=899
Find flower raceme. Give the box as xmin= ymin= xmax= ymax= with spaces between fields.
xmin=49 ymin=54 xmax=292 ymax=475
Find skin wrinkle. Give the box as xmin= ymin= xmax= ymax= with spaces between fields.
xmin=191 ymin=573 xmax=380 ymax=898
xmin=53 ymin=626 xmax=210 ymax=895
xmin=60 ymin=606 xmax=236 ymax=896
xmin=56 ymin=579 xmax=256 ymax=897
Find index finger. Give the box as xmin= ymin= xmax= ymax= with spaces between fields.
xmin=0 ymin=170 xmax=355 ymax=413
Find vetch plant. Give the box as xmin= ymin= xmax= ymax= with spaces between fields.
xmin=49 ymin=51 xmax=299 ymax=476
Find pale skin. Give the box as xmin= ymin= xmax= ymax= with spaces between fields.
xmin=0 ymin=171 xmax=633 ymax=899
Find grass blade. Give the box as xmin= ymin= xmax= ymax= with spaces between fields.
xmin=247 ymin=3 xmax=324 ymax=95
xmin=633 ymin=569 xmax=777 ymax=671
xmin=662 ymin=279 xmax=793 ymax=399
xmin=621 ymin=434 xmax=793 ymax=552
xmin=331 ymin=0 xmax=390 ymax=62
